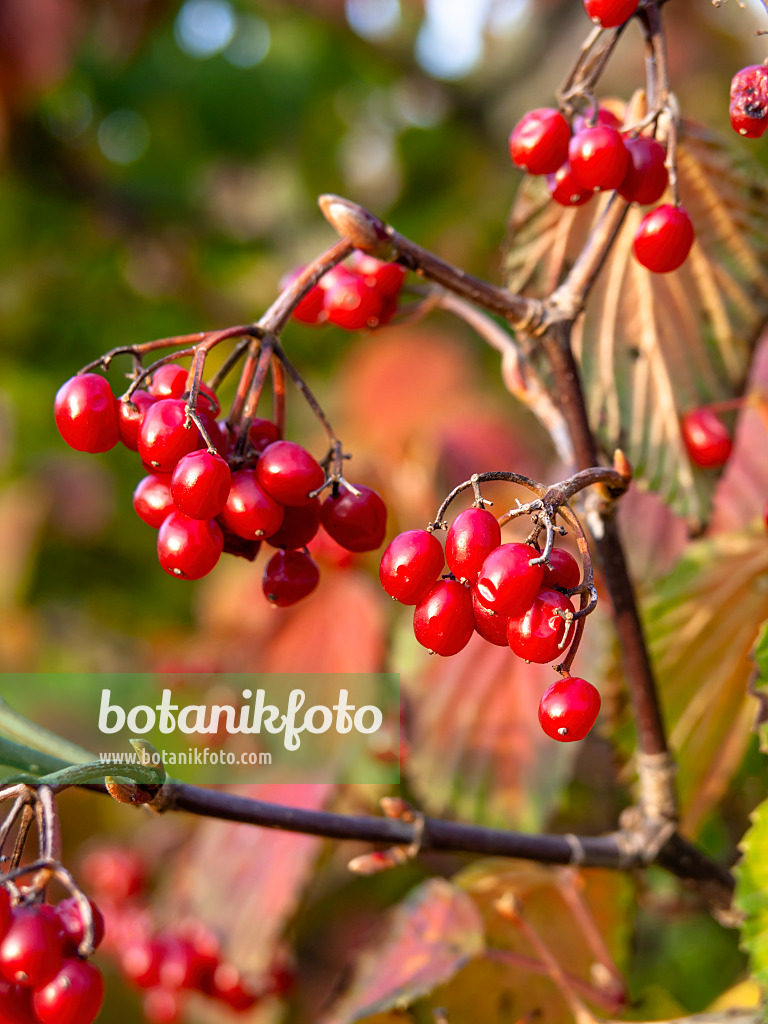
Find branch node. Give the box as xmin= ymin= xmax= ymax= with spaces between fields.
xmin=318 ymin=195 xmax=396 ymax=260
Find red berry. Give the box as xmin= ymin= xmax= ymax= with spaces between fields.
xmin=33 ymin=959 xmax=104 ymax=1024
xmin=546 ymin=161 xmax=594 ymax=207
xmin=266 ymin=499 xmax=321 ymax=549
xmin=220 ymin=469 xmax=285 ymax=539
xmin=248 ymin=417 xmax=281 ymax=454
xmin=0 ymin=907 xmax=65 ymax=988
xmin=280 ymin=266 xmax=326 ymax=325
xmin=572 ymin=106 xmax=623 ymax=134
xmin=544 ymin=548 xmax=581 ymax=591
xmin=138 ymin=399 xmax=200 ymax=472
xmin=379 ymin=530 xmax=445 ymax=604
xmin=569 ymin=125 xmax=628 ymax=191
xmin=148 ymin=363 xmax=187 ymax=400
xmin=507 ymin=589 xmax=576 ymax=663
xmin=633 ymin=204 xmax=694 ymax=273
xmin=81 ymin=846 xmax=146 ymax=902
xmin=256 ymin=441 xmax=325 ymax=507
xmin=157 ymin=512 xmax=223 ymax=580
xmin=142 ymin=989 xmax=183 ymax=1024
xmin=681 ymin=408 xmax=733 ymax=468
xmin=121 ymin=936 xmax=164 ymax=989
xmin=472 ymin=592 xmax=509 ymax=647
xmin=171 ymin=450 xmax=231 ymax=520
xmin=320 ymin=484 xmax=387 ymax=552
xmin=195 ymin=383 xmax=220 ymax=418
xmin=730 ymin=64 xmax=768 ymax=138
xmin=0 ymin=977 xmax=35 ymax=1024
xmin=133 ymin=474 xmax=174 ymax=529
xmin=509 ymin=108 xmax=571 ymax=175
xmin=324 ymin=276 xmax=384 ymax=330
xmin=0 ymin=889 xmax=11 ymax=940
xmin=538 ymin=677 xmax=601 ymax=741
xmin=117 ymin=390 xmax=157 ymax=451
xmin=348 ymin=253 xmax=406 ymax=297
xmin=475 ymin=543 xmax=544 ymax=617
xmin=209 ymin=963 xmax=260 ymax=1011
xmin=618 ymin=136 xmax=668 ymax=204
xmin=263 ymin=549 xmax=320 ymax=606
xmin=446 ymin=507 xmax=502 ymax=583
xmin=583 ymin=0 xmax=638 ymax=28
xmin=55 ymin=899 xmax=105 ymax=953
xmin=413 ymin=580 xmax=474 ymax=657
xmin=54 ymin=374 xmax=120 ymax=453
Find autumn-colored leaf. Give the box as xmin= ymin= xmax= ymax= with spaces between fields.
xmin=504 ymin=121 xmax=768 ymax=525
xmin=164 ymin=783 xmax=333 ymax=978
xmin=644 ymin=529 xmax=768 ymax=834
xmin=319 ymin=878 xmax=485 ymax=1024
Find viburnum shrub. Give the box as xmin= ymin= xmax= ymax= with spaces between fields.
xmin=34 ymin=0 xmax=768 ymax=1020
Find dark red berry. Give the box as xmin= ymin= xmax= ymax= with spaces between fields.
xmin=583 ymin=0 xmax=638 ymax=27
xmin=544 ymin=548 xmax=581 ymax=591
xmin=472 ymin=592 xmax=509 ymax=647
xmin=54 ymin=374 xmax=120 ymax=453
xmin=569 ymin=125 xmax=628 ymax=191
xmin=0 ymin=907 xmax=65 ymax=988
xmin=379 ymin=530 xmax=445 ymax=604
xmin=266 ymin=499 xmax=321 ymax=549
xmin=546 ymin=161 xmax=594 ymax=207
xmin=248 ymin=417 xmax=281 ymax=453
xmin=117 ymin=390 xmax=157 ymax=451
xmin=324 ymin=276 xmax=384 ymax=330
xmin=507 ymin=589 xmax=576 ymax=663
xmin=138 ymin=399 xmax=200 ymax=472
xmin=171 ymin=450 xmax=231 ymax=520
xmin=0 ymin=889 xmax=10 ymax=940
xmin=320 ymin=483 xmax=387 ymax=552
xmin=681 ymin=409 xmax=733 ymax=468
xmin=55 ymin=898 xmax=105 ymax=953
xmin=195 ymin=383 xmax=220 ymax=418
xmin=157 ymin=512 xmax=223 ymax=579
xmin=446 ymin=507 xmax=502 ymax=583
xmin=413 ymin=580 xmax=474 ymax=657
xmin=219 ymin=469 xmax=285 ymax=539
xmin=633 ymin=203 xmax=694 ymax=273
xmin=263 ymin=549 xmax=320 ymax=607
xmin=730 ymin=64 xmax=768 ymax=138
xmin=256 ymin=441 xmax=325 ymax=507
xmin=280 ymin=266 xmax=326 ymax=325
xmin=148 ymin=363 xmax=187 ymax=400
xmin=133 ymin=474 xmax=174 ymax=529
xmin=81 ymin=846 xmax=146 ymax=901
xmin=618 ymin=136 xmax=668 ymax=204
xmin=509 ymin=108 xmax=570 ymax=175
xmin=475 ymin=543 xmax=544 ymax=617
xmin=33 ymin=959 xmax=104 ymax=1024
xmin=538 ymin=677 xmax=601 ymax=741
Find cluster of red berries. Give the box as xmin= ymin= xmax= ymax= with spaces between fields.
xmin=378 ymin=508 xmax=601 ymax=741
xmin=81 ymin=845 xmax=290 ymax=1023
xmin=681 ymin=407 xmax=733 ymax=469
xmin=54 ymin=366 xmax=387 ymax=602
xmin=0 ymin=887 xmax=105 ymax=1024
xmin=730 ymin=64 xmax=768 ymax=139
xmin=286 ymin=252 xmax=405 ymax=331
xmin=509 ymin=103 xmax=694 ymax=274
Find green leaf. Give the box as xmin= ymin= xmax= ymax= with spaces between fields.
xmin=735 ymin=796 xmax=768 ymax=993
